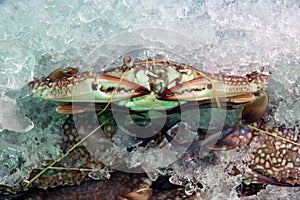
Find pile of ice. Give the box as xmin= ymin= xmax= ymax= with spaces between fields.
xmin=0 ymin=0 xmax=299 ymax=197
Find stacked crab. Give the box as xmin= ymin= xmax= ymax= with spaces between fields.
xmin=1 ymin=57 xmax=298 ymax=199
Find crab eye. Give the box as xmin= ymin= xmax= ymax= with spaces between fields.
xmin=91 ymin=81 xmax=98 ymax=91
xmin=207 ymin=83 xmax=212 ymax=89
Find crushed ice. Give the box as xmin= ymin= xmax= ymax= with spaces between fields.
xmin=0 ymin=0 xmax=299 ymax=198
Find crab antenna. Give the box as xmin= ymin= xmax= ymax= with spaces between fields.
xmin=48 ymin=166 xmax=114 ymax=173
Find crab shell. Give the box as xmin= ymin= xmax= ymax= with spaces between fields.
xmin=244 ymin=123 xmax=300 ymax=186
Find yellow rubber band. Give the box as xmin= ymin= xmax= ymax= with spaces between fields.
xmin=248 ymin=125 xmax=300 ymax=147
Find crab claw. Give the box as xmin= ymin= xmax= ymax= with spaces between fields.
xmin=242 ymin=91 xmax=268 ymax=124
xmin=164 ymin=123 xmax=253 ymax=152
xmin=212 ymin=126 xmax=253 ymax=150
xmin=157 ymin=77 xmax=260 ymax=107
xmin=246 ymin=124 xmax=300 ymax=186
xmin=30 ymin=72 xmax=150 ymax=103
xmin=117 ymin=187 xmax=152 ymax=200
xmin=244 ymin=171 xmax=296 ymax=187
xmin=68 ymin=74 xmax=150 ymax=103
xmin=157 ymin=77 xmax=212 ymax=101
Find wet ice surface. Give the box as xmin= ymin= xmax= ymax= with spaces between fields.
xmin=0 ymin=0 xmax=300 ymax=198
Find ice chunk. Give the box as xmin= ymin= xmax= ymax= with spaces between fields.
xmin=0 ymin=44 xmax=35 ymax=91
xmin=0 ymin=96 xmax=33 ymax=133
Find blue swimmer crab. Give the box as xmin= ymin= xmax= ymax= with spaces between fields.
xmin=2 ymin=57 xmax=299 ymax=199
xmin=28 ymin=56 xmax=270 ymax=150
